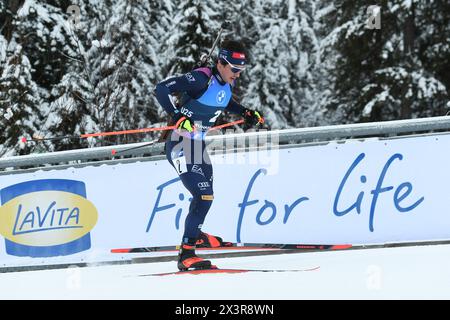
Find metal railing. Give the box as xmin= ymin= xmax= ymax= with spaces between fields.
xmin=1 ymin=115 xmax=450 ymax=170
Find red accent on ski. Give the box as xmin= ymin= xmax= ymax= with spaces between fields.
xmin=330 ymin=245 xmax=353 ymax=250
xmin=171 ymin=269 xmax=248 ymax=275
xmin=111 ymin=248 xmax=132 ymax=253
xmin=196 ymin=246 xmax=279 ymax=251
xmin=293 ymin=244 xmax=352 ymax=250
xmin=147 ymin=266 xmax=320 ymax=277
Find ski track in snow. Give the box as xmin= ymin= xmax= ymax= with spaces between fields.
xmin=1 ymin=244 xmax=450 ymax=299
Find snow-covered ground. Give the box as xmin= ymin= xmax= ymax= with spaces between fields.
xmin=1 ymin=244 xmax=450 ymax=300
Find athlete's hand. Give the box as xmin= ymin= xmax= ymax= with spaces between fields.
xmin=174 ymin=113 xmax=195 ymax=133
xmin=242 ymin=108 xmax=264 ymax=127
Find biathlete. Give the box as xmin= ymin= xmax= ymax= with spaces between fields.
xmin=155 ymin=40 xmax=264 ymax=270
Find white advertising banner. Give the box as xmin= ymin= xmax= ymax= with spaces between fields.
xmin=0 ymin=132 xmax=449 ymax=266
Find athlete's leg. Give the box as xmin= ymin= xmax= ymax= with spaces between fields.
xmin=178 ymin=138 xmax=214 ymax=242
xmin=166 ymin=134 xmax=215 ymax=269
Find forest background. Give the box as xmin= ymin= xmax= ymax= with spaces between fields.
xmin=0 ymin=0 xmax=448 ymax=156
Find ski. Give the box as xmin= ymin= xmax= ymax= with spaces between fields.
xmin=141 ymin=266 xmax=320 ymax=277
xmin=111 ymin=243 xmax=351 ymax=253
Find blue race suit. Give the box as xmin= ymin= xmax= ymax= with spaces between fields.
xmin=155 ymin=67 xmax=245 ymax=244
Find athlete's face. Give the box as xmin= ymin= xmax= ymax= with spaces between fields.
xmin=217 ymin=61 xmax=244 ymax=84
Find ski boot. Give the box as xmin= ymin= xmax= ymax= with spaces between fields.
xmin=177 ymin=244 xmax=215 ymax=271
xmin=196 ymin=231 xmax=233 ymax=248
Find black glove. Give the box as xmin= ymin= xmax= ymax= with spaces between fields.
xmin=242 ymin=108 xmax=264 ymax=126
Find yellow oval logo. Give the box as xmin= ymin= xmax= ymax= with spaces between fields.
xmin=0 ymin=191 xmax=98 ymax=246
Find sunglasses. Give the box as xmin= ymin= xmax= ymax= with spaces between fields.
xmin=220 ymin=57 xmax=246 ymax=74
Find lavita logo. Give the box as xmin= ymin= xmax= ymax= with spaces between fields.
xmin=0 ymin=179 xmax=98 ymax=257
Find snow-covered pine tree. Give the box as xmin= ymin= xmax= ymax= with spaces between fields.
xmin=39 ymin=0 xmax=97 ymax=151
xmin=89 ymin=0 xmax=165 ymax=144
xmin=282 ymin=0 xmax=322 ymax=128
xmin=0 ymin=45 xmax=41 ymax=156
xmin=238 ymin=0 xmax=288 ymax=129
xmin=0 ymin=0 xmax=82 ymax=152
xmin=149 ymin=1 xmax=175 ymax=121
xmin=242 ymin=0 xmax=323 ymax=130
xmin=0 ymin=0 xmax=76 ymax=154
xmin=0 ymin=1 xmax=10 ymax=65
xmin=414 ymin=0 xmax=450 ymax=114
xmin=0 ymin=0 xmax=25 ymax=43
xmin=162 ymin=0 xmax=223 ymax=76
xmin=220 ymin=0 xmax=330 ymax=130
xmin=323 ymin=0 xmax=448 ymax=123
xmin=311 ymin=0 xmax=343 ymax=125
xmin=48 ymin=0 xmax=174 ymax=149
xmin=14 ymin=0 xmax=74 ymax=92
